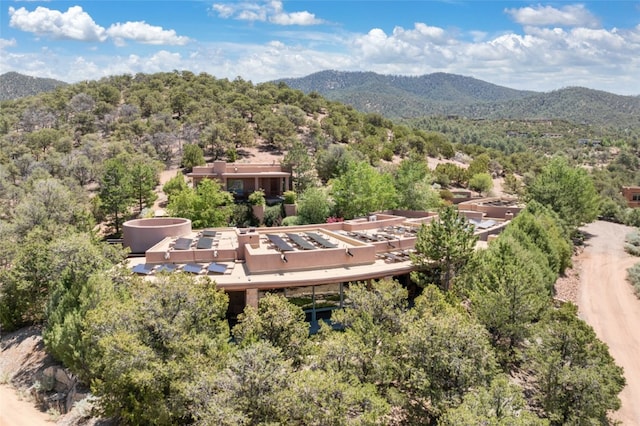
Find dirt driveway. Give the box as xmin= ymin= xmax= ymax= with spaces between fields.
xmin=577 ymin=221 xmax=640 ymax=424
xmin=0 ymin=384 xmax=51 ymax=425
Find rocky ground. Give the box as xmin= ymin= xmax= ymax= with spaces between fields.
xmin=553 ymin=246 xmax=584 ymax=304
xmin=0 ymin=327 xmax=111 ymax=425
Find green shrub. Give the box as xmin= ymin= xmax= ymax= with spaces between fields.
xmin=283 ymin=190 xmax=297 ymax=204
xmin=248 ymin=189 xmax=266 ymax=206
xmin=297 ymin=187 xmax=332 ymax=224
xmin=288 ymin=297 xmax=313 ymax=307
xmin=625 ymin=230 xmax=640 ymax=256
xmin=624 ymin=208 xmax=640 ymax=227
xmin=226 ymin=147 xmax=238 ymax=162
xmin=231 ymin=204 xmax=253 ymax=227
xmin=282 ymin=216 xmax=300 ymax=226
xmin=625 ymin=244 xmax=640 ymax=256
xmin=381 ymin=147 xmax=394 ymax=162
xmin=263 ymin=205 xmax=282 ymax=227
xmin=626 ymin=262 xmax=640 ymax=297
xmin=625 ymin=230 xmax=640 ymax=245
xmin=439 ymin=189 xmax=454 ymax=202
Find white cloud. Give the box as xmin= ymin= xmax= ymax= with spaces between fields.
xmin=505 ymin=4 xmax=600 ymax=28
xmin=212 ymin=1 xmax=323 ymax=25
xmin=212 ymin=4 xmax=234 ymax=18
xmin=351 ymin=24 xmax=460 ymax=68
xmin=469 ymin=31 xmax=488 ymax=43
xmin=351 ymin=23 xmax=453 ymax=65
xmin=8 ymin=5 xmax=189 ymax=47
xmin=8 ymin=6 xmax=107 ymax=42
xmin=270 ymin=11 xmax=320 ymax=26
xmin=0 ymin=38 xmax=17 ymax=49
xmin=106 ymin=22 xmax=190 ymax=46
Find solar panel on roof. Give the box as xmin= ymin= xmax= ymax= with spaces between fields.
xmin=355 ymin=232 xmax=378 ymax=242
xmin=286 ymin=233 xmax=316 ymax=250
xmin=174 ymin=237 xmax=193 ymax=250
xmin=267 ymin=234 xmax=295 ymax=252
xmin=208 ymin=262 xmax=228 ymax=274
xmin=306 ymin=232 xmax=338 ymax=248
xmin=479 ymin=220 xmax=497 ymax=229
xmin=202 ymin=230 xmax=217 ymax=238
xmin=156 ymin=263 xmax=178 ymax=273
xmin=131 ymin=263 xmax=155 ymax=275
xmin=183 ymin=263 xmax=204 ymax=274
xmin=196 ymin=237 xmax=214 ymax=249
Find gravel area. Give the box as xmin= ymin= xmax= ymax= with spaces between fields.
xmin=553 ymin=246 xmax=583 ymax=303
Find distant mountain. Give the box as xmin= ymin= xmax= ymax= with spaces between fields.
xmin=0 ymin=72 xmax=67 ymax=101
xmin=276 ymin=70 xmax=535 ymax=117
xmin=461 ymin=87 xmax=640 ymax=127
xmin=276 ymin=70 xmax=640 ymax=127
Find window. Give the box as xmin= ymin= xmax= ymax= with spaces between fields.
xmin=632 ymin=194 xmax=640 ymax=201
xmin=228 ymin=179 xmax=244 ymax=195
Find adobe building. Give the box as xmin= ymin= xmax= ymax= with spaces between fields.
xmin=124 ymin=200 xmax=517 ymax=320
xmin=622 ymin=186 xmax=640 ymax=208
xmin=457 ymin=197 xmax=524 ymax=219
xmin=188 ymin=161 xmax=291 ymax=201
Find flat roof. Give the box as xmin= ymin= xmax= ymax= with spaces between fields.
xmin=128 ymin=208 xmax=506 ymax=292
xmin=128 ymin=256 xmax=414 ymax=291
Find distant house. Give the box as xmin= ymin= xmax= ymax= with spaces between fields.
xmin=188 ymin=161 xmax=291 ymax=201
xmin=622 ymin=186 xmax=640 ymax=208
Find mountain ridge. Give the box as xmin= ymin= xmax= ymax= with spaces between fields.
xmin=276 ymin=70 xmax=640 ymax=127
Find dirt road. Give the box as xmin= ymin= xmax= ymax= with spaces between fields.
xmin=577 ymin=221 xmax=640 ymax=425
xmin=0 ymin=384 xmax=51 ymax=426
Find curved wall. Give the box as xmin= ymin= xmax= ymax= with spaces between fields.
xmin=123 ymin=218 xmax=192 ymax=254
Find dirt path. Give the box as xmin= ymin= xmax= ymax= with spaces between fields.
xmin=576 ymin=221 xmax=640 ymax=425
xmin=0 ymin=384 xmax=52 ymax=425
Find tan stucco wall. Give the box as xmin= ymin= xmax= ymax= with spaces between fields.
xmin=244 ymin=243 xmax=376 ymax=274
xmin=123 ymin=218 xmax=192 ymax=254
xmin=458 ymin=197 xmax=524 ymax=219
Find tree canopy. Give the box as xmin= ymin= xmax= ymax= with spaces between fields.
xmin=526 ymin=156 xmax=600 ymax=231
xmin=331 ymin=161 xmax=398 ymax=219
xmin=412 ymin=206 xmax=478 ymax=291
xmin=166 ymin=178 xmax=233 ymax=228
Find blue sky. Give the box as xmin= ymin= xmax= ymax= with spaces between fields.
xmin=1 ymin=1 xmax=639 ymax=95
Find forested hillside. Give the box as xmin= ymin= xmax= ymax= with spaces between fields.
xmin=0 ymin=70 xmax=635 ymax=425
xmin=0 ymin=72 xmax=67 ymax=101
xmin=278 ymin=70 xmax=640 ymax=127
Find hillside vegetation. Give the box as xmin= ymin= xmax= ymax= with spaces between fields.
xmin=0 ymin=72 xmax=67 ymax=101
xmin=278 ymin=70 xmax=640 ymax=127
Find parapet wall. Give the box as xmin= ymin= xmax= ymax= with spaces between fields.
xmin=123 ymin=217 xmax=192 ymax=254
xmin=457 ymin=197 xmax=524 ymax=219
xmin=244 ymin=238 xmax=375 ymax=274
